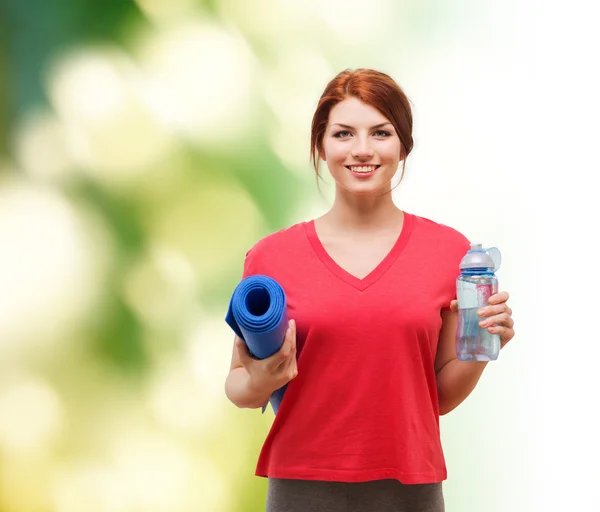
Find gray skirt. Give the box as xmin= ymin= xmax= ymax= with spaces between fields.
xmin=266 ymin=478 xmax=444 ymax=512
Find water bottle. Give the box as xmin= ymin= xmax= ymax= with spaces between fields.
xmin=456 ymin=243 xmax=502 ymax=361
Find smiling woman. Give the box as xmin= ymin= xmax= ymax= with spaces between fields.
xmin=224 ymin=68 xmax=516 ymax=512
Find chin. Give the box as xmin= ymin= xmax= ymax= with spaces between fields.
xmin=341 ymin=182 xmax=387 ymax=196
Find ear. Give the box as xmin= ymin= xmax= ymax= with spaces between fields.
xmin=319 ymin=149 xmax=326 ymax=162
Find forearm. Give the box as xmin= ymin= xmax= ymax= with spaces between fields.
xmin=436 ymin=359 xmax=488 ymax=415
xmin=225 ymin=367 xmax=271 ymax=409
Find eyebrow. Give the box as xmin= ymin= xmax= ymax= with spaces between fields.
xmin=331 ymin=122 xmax=393 ymax=130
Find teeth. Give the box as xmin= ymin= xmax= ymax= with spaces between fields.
xmin=349 ymin=165 xmax=377 ymax=173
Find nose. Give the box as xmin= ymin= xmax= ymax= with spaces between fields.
xmin=351 ymin=135 xmax=374 ymax=160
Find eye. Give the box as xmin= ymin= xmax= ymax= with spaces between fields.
xmin=374 ymin=130 xmax=391 ymax=137
xmin=333 ymin=131 xmax=352 ymax=138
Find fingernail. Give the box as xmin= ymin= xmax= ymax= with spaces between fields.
xmin=478 ymin=308 xmax=486 ymax=316
xmin=291 ymin=319 xmax=296 ymax=329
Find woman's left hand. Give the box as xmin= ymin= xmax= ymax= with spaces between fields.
xmin=450 ymin=291 xmax=515 ymax=349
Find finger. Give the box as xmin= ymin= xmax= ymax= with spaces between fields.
xmin=449 ymin=300 xmax=458 ymax=313
xmin=487 ymin=326 xmax=515 ymax=347
xmin=478 ymin=304 xmax=512 ymax=318
xmin=479 ymin=313 xmax=514 ymax=329
xmin=488 ymin=291 xmax=509 ymax=305
xmin=290 ymin=319 xmax=296 ymax=349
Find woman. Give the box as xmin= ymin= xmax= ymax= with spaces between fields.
xmin=225 ymin=68 xmax=515 ymax=512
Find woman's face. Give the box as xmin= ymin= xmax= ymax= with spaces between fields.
xmin=321 ymin=97 xmax=402 ymax=196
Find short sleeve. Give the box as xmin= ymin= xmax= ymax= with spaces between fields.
xmin=241 ymin=246 xmax=257 ymax=279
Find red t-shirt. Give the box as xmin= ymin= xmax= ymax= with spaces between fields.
xmin=241 ymin=211 xmax=471 ymax=484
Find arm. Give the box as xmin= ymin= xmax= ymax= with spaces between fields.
xmin=434 ymin=305 xmax=488 ymax=415
xmin=225 ymin=368 xmax=272 ymax=409
xmin=225 ymin=336 xmax=273 ymax=409
xmin=225 ymin=320 xmax=298 ymax=409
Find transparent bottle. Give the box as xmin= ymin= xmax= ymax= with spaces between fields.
xmin=456 ymin=244 xmax=502 ymax=362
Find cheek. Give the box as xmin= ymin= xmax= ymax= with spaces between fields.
xmin=322 ymin=142 xmax=347 ymax=162
xmin=382 ymin=141 xmax=402 ymax=161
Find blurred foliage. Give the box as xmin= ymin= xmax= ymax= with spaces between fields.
xmin=2 ymin=0 xmax=144 ymax=119
xmin=0 ymin=0 xmax=316 ymax=509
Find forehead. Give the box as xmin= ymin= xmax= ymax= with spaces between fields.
xmin=328 ymin=97 xmax=390 ymax=126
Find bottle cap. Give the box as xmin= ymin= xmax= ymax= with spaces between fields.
xmin=459 ymin=243 xmax=501 ymax=271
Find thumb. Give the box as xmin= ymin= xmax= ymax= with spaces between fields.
xmin=449 ymin=300 xmax=458 ymax=313
xmin=234 ymin=336 xmax=253 ymax=364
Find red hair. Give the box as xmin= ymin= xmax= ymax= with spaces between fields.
xmin=310 ymin=68 xmax=414 ymax=183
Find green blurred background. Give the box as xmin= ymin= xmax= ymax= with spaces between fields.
xmin=0 ymin=1 xmax=536 ymax=511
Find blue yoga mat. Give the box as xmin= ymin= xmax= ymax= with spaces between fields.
xmin=225 ymin=275 xmax=289 ymax=414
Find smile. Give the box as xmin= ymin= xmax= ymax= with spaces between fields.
xmin=345 ymin=165 xmax=380 ymax=174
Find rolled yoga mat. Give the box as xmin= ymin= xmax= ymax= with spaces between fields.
xmin=225 ymin=275 xmax=289 ymax=414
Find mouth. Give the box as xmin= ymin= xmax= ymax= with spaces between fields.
xmin=345 ymin=164 xmax=380 ymax=177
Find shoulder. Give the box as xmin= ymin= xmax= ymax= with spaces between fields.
xmin=247 ymin=222 xmax=306 ymax=255
xmin=243 ymin=221 xmax=307 ymax=273
xmin=409 ymin=212 xmax=471 ymax=252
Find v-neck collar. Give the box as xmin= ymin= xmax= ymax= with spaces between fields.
xmin=304 ymin=211 xmax=414 ymax=291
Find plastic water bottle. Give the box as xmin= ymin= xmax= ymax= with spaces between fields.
xmin=456 ymin=243 xmax=502 ymax=361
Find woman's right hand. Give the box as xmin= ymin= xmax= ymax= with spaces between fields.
xmin=234 ymin=319 xmax=298 ymax=397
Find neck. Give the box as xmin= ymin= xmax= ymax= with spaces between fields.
xmin=323 ymin=189 xmax=403 ymax=233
